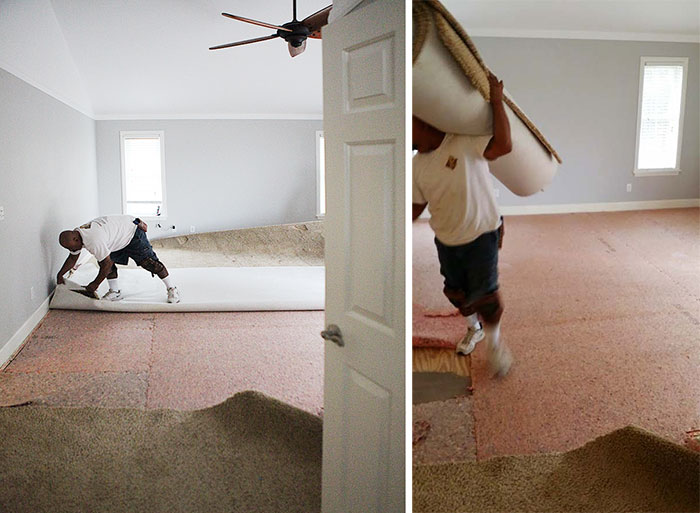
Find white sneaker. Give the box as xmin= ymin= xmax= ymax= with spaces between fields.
xmin=487 ymin=340 xmax=513 ymax=378
xmin=456 ymin=326 xmax=485 ymax=355
xmin=167 ymin=287 xmax=180 ymax=304
xmin=102 ymin=289 xmax=123 ymax=301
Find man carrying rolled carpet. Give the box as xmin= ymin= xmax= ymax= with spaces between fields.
xmin=412 ymin=72 xmax=512 ymax=377
xmin=57 ymin=215 xmax=180 ymax=303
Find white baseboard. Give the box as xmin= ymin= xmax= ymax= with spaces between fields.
xmin=499 ymin=199 xmax=700 ymax=216
xmin=0 ymin=295 xmax=51 ymax=369
xmin=418 ymin=199 xmax=699 ymax=219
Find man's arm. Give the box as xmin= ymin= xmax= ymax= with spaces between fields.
xmin=413 ymin=203 xmax=427 ymax=221
xmin=86 ymin=256 xmax=113 ymax=294
xmin=483 ymin=72 xmax=512 ymax=161
xmin=56 ymin=254 xmax=79 ymax=284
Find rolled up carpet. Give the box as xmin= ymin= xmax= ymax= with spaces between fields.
xmin=413 ymin=0 xmax=561 ymax=197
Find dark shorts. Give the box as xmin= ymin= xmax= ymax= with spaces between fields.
xmin=435 ymin=227 xmax=500 ymax=309
xmin=110 ymin=228 xmax=159 ymax=266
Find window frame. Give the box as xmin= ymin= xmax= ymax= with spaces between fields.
xmin=316 ymin=130 xmax=325 ymax=219
xmin=119 ymin=130 xmax=168 ymax=220
xmin=633 ymin=56 xmax=688 ymax=177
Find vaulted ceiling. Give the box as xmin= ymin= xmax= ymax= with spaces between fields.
xmin=1 ymin=0 xmax=330 ymax=119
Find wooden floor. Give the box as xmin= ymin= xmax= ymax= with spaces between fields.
xmin=413 ymin=347 xmax=471 ymax=377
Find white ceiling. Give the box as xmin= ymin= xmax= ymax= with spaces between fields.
xmin=46 ymin=0 xmax=330 ymax=119
xmin=443 ymin=1 xmax=700 ymax=41
xmin=1 ymin=1 xmax=697 ymax=119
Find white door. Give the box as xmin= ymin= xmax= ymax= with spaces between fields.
xmin=321 ymin=1 xmax=405 ymax=512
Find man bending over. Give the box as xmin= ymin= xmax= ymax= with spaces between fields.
xmin=57 ymin=215 xmax=180 ymax=303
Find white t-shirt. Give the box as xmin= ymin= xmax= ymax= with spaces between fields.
xmin=77 ymin=215 xmax=138 ymax=262
xmin=413 ymin=134 xmax=500 ymax=246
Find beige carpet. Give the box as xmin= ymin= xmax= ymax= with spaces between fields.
xmin=0 ymin=391 xmax=322 ymax=513
xmin=414 ymin=425 xmax=700 ymax=512
xmin=149 ymin=221 xmax=324 ymax=268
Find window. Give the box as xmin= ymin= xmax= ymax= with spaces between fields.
xmin=634 ymin=57 xmax=688 ymax=175
xmin=316 ymin=131 xmax=326 ymax=218
xmin=120 ymin=131 xmax=167 ymax=218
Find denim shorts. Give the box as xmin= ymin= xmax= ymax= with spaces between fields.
xmin=110 ymin=228 xmax=159 ymax=266
xmin=434 ymin=227 xmax=500 ymax=309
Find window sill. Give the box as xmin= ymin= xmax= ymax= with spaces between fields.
xmin=316 ymin=214 xmax=325 ymax=220
xmin=633 ymin=169 xmax=681 ymax=177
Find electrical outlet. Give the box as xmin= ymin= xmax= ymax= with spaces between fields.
xmin=30 ymin=286 xmax=35 ymax=301
xmin=494 ymin=189 xmax=500 ymax=198
xmin=189 ymin=225 xmax=195 ymax=234
xmin=626 ymin=183 xmax=632 ymax=193
xmin=0 ymin=205 xmax=4 ymax=221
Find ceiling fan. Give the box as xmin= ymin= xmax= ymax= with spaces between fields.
xmin=209 ymin=1 xmax=332 ymax=57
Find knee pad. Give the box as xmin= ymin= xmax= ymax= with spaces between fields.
xmin=139 ymin=257 xmax=165 ymax=276
xmin=107 ymin=264 xmax=118 ymax=280
xmin=443 ymin=286 xmax=475 ymax=316
xmin=471 ymin=291 xmax=503 ymax=325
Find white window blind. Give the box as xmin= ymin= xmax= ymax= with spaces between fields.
xmin=636 ymin=59 xmax=687 ymax=172
xmin=120 ymin=132 xmax=166 ymax=218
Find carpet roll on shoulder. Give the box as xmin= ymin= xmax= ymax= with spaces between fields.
xmin=413 ymin=0 xmax=561 ymax=197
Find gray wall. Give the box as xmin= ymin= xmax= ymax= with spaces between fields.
xmin=472 ymin=37 xmax=700 ymax=206
xmin=96 ymin=119 xmax=323 ymax=238
xmin=0 ymin=67 xmax=98 ymax=350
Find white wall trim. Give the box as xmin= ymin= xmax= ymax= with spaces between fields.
xmin=467 ymin=28 xmax=700 ymax=44
xmin=0 ymin=295 xmax=51 ymax=370
xmin=499 ymin=199 xmax=700 ymax=216
xmin=0 ymin=62 xmax=95 ymax=119
xmin=94 ymin=113 xmax=324 ymax=121
xmin=419 ymin=199 xmax=700 ymax=219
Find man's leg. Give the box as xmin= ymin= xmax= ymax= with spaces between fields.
xmin=138 ymin=257 xmax=180 ymax=303
xmin=103 ymin=263 xmax=123 ymax=301
xmin=471 ymin=291 xmax=511 ymax=377
xmin=441 ymin=286 xmax=484 ymax=354
xmin=435 ymin=239 xmax=485 ymax=355
xmin=128 ymin=228 xmax=180 ymax=303
xmin=463 ymin=228 xmax=512 ymax=377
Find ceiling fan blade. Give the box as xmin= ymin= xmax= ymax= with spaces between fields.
xmin=221 ymin=12 xmax=293 ymax=32
xmin=302 ymin=5 xmax=331 ymax=39
xmin=209 ymin=34 xmax=279 ymax=51
xmin=288 ymin=39 xmax=307 ymax=58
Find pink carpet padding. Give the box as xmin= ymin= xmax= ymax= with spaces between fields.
xmin=413 ymin=209 xmax=700 ymax=459
xmin=51 ymin=264 xmax=324 ymax=312
xmin=1 ymin=310 xmax=324 ymax=415
xmin=413 ymin=222 xmax=463 ymax=348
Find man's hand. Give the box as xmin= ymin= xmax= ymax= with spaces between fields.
xmin=56 ymin=253 xmax=79 ymax=286
xmin=488 ymin=72 xmax=504 ymax=105
xmin=483 ymin=71 xmax=512 ymax=161
xmin=86 ymin=281 xmax=99 ymax=294
xmin=138 ymin=220 xmax=148 ymax=232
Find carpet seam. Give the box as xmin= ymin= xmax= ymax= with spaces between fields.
xmin=143 ymin=316 xmax=157 ymax=409
xmin=597 ymin=213 xmax=700 ymax=301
